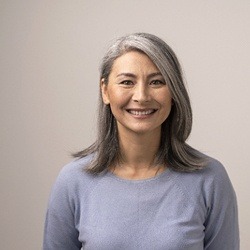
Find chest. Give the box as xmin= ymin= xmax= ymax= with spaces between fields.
xmin=76 ymin=179 xmax=206 ymax=249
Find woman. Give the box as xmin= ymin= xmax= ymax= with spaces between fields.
xmin=43 ymin=33 xmax=239 ymax=249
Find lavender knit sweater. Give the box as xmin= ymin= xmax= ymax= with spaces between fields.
xmin=43 ymin=155 xmax=239 ymax=249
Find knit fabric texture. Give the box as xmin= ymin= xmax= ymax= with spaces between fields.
xmin=43 ymin=155 xmax=239 ymax=250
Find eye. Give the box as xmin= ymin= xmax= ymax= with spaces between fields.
xmin=119 ymin=80 xmax=134 ymax=86
xmin=150 ymin=79 xmax=166 ymax=86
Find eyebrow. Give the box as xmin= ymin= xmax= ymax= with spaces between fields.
xmin=116 ymin=72 xmax=163 ymax=78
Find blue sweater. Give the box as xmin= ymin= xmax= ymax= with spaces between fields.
xmin=43 ymin=155 xmax=239 ymax=249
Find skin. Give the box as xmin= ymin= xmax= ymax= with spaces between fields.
xmin=101 ymin=51 xmax=172 ymax=180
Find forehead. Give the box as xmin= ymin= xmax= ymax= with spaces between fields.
xmin=110 ymin=51 xmax=159 ymax=75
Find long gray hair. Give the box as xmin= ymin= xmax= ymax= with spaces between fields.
xmin=74 ymin=33 xmax=207 ymax=173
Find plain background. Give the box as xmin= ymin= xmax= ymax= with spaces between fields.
xmin=1 ymin=0 xmax=249 ymax=249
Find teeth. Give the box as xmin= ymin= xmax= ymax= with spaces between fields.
xmin=129 ymin=110 xmax=155 ymax=115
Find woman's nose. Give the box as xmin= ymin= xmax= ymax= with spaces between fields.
xmin=132 ymin=84 xmax=151 ymax=103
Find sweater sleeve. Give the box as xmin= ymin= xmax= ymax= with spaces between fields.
xmin=43 ymin=166 xmax=82 ymax=250
xmin=203 ymin=161 xmax=239 ymax=250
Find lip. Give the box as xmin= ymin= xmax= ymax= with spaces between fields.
xmin=126 ymin=108 xmax=157 ymax=118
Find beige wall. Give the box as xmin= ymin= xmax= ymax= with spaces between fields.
xmin=1 ymin=0 xmax=249 ymax=249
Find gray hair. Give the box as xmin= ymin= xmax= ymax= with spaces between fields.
xmin=74 ymin=33 xmax=207 ymax=173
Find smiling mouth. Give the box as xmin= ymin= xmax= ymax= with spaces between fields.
xmin=127 ymin=109 xmax=157 ymax=116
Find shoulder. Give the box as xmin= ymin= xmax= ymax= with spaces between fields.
xmin=172 ymin=156 xmax=229 ymax=184
xmin=196 ymin=156 xmax=230 ymax=183
xmin=57 ymin=155 xmax=94 ymax=181
xmin=50 ymin=155 xmax=98 ymax=200
xmin=202 ymin=157 xmax=236 ymax=202
xmin=197 ymin=156 xmax=233 ymax=192
xmin=170 ymin=155 xmax=236 ymax=203
xmin=186 ymin=155 xmax=231 ymax=184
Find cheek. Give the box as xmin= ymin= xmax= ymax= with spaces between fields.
xmin=158 ymin=92 xmax=172 ymax=107
xmin=109 ymin=91 xmax=129 ymax=107
xmin=158 ymin=95 xmax=173 ymax=116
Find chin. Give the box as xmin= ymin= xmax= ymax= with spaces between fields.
xmin=129 ymin=126 xmax=161 ymax=135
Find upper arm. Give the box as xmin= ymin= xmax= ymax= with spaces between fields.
xmin=203 ymin=163 xmax=239 ymax=250
xmin=43 ymin=169 xmax=82 ymax=250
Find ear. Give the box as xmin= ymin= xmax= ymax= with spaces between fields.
xmin=100 ymin=78 xmax=110 ymax=105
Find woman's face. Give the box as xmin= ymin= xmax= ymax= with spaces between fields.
xmin=101 ymin=51 xmax=172 ymax=137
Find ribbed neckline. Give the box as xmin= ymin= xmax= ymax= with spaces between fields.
xmin=106 ymin=167 xmax=171 ymax=184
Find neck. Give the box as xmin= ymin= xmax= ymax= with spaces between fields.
xmin=117 ymin=129 xmax=161 ymax=170
xmin=110 ymin=128 xmax=166 ymax=180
